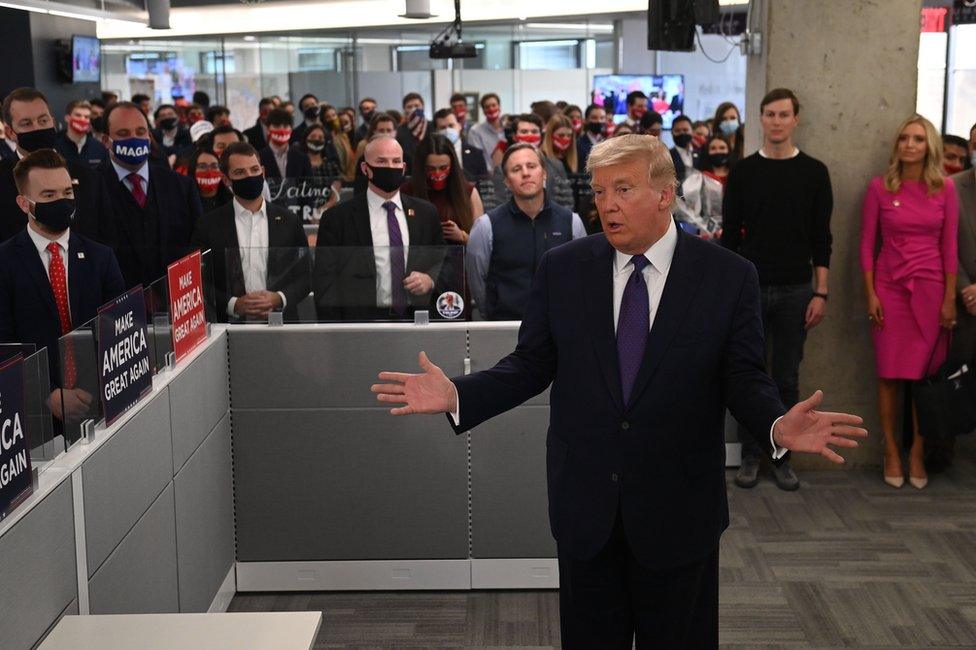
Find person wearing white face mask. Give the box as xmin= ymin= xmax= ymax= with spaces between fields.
xmin=432 ymin=108 xmax=488 ymax=181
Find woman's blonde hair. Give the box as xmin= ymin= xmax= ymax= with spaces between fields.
xmin=884 ymin=114 xmax=944 ymax=195
xmin=541 ymin=114 xmax=578 ymax=173
xmin=586 ymin=133 xmax=677 ymax=192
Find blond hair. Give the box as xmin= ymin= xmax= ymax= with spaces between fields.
xmin=586 ymin=133 xmax=677 ymax=192
xmin=541 ymin=114 xmax=578 ymax=173
xmin=884 ymin=114 xmax=944 ymax=196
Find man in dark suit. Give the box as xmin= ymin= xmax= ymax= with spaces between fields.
xmin=372 ymin=135 xmax=866 ymax=647
xmin=192 ymin=141 xmax=310 ymax=322
xmin=314 ymin=135 xmax=447 ymax=321
xmin=432 ymin=108 xmax=488 ymax=181
xmin=97 ymin=101 xmax=203 ymax=288
xmin=290 ymin=93 xmax=320 ymax=146
xmin=0 ymin=150 xmax=124 ymax=422
xmin=669 ymin=114 xmax=700 ymax=183
xmin=0 ymin=87 xmax=114 ymax=245
xmin=151 ymin=104 xmax=192 ymax=159
xmin=257 ymin=108 xmax=312 ymax=180
xmin=243 ymin=97 xmax=275 ymax=151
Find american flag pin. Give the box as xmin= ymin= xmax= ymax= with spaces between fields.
xmin=408 ymin=208 xmax=415 ymax=218
xmin=78 ymin=252 xmax=85 ymax=259
xmin=275 ymin=215 xmax=282 ymax=221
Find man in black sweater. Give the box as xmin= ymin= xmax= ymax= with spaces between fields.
xmin=721 ymin=88 xmax=833 ymax=492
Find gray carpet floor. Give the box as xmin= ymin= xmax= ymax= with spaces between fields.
xmin=230 ymin=438 xmax=976 ymax=648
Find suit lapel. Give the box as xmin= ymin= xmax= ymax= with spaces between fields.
xmin=222 ymin=204 xmax=246 ymax=297
xmin=402 ymin=196 xmax=423 ymax=271
xmin=352 ymin=195 xmax=373 ymax=247
xmin=67 ymin=232 xmax=86 ymax=323
xmin=16 ymin=232 xmax=59 ymax=322
xmin=581 ymin=236 xmax=623 ymax=412
xmin=626 ymin=228 xmax=704 ymax=409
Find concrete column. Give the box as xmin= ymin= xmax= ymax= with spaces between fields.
xmin=743 ymin=0 xmax=922 ymax=467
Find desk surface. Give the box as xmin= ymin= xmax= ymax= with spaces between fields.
xmin=39 ymin=612 xmax=322 ymax=650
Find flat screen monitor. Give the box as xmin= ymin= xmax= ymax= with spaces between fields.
xmin=591 ymin=74 xmax=685 ymax=128
xmin=72 ymin=35 xmax=100 ymax=83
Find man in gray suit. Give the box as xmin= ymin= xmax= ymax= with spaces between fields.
xmin=930 ymin=168 xmax=976 ymax=472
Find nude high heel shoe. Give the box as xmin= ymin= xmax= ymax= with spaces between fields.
xmin=884 ymin=452 xmax=904 ymax=488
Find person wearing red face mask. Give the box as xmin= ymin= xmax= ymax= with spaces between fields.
xmin=188 ymin=147 xmax=232 ymax=213
xmin=256 ymin=108 xmax=311 ymax=180
xmin=942 ymin=134 xmax=971 ymax=176
xmin=401 ymin=134 xmax=483 ymax=246
xmin=540 ymin=114 xmax=579 ymax=209
xmin=623 ymin=90 xmax=648 ymax=130
xmin=55 ymin=99 xmax=108 ymax=168
xmin=564 ymin=104 xmax=583 ymax=136
xmin=468 ymin=93 xmax=506 ymax=173
xmin=449 ymin=93 xmax=471 ymax=139
xmin=491 ymin=113 xmax=545 ymax=204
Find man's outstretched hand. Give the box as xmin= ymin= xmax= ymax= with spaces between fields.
xmin=772 ymin=390 xmax=867 ymax=464
xmin=371 ymin=351 xmax=457 ymax=416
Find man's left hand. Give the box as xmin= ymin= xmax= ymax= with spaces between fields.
xmin=772 ymin=390 xmax=867 ymax=464
xmin=243 ymin=290 xmax=283 ymax=318
xmin=403 ymin=272 xmax=434 ymax=295
xmin=805 ymin=296 xmax=827 ymax=330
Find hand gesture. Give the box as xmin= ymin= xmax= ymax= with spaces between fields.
xmin=772 ymin=390 xmax=867 ymax=464
xmin=962 ymin=283 xmax=976 ymax=316
xmin=403 ymin=272 xmax=434 ymax=296
xmin=371 ymin=351 xmax=457 ymax=416
xmin=805 ymin=295 xmax=827 ymax=330
xmin=441 ymin=220 xmax=466 ymax=243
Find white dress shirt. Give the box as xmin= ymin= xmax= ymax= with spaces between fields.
xmin=452 ymin=218 xmax=786 ymax=457
xmin=272 ymin=144 xmax=289 ymax=178
xmin=27 ymin=225 xmax=72 ymax=318
xmin=365 ymin=188 xmax=410 ymax=308
xmin=226 ymin=198 xmax=287 ymax=317
xmin=111 ymin=159 xmax=150 ymax=195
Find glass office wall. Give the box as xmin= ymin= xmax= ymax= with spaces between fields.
xmin=100 ymin=19 xmax=616 ymax=127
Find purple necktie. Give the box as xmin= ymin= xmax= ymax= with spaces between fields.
xmin=617 ymin=255 xmax=650 ymax=406
xmin=383 ymin=201 xmax=408 ymax=315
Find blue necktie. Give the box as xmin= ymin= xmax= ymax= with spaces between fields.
xmin=617 ymin=255 xmax=650 ymax=406
xmin=383 ymin=201 xmax=407 ymax=315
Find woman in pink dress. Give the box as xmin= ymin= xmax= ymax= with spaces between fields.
xmin=860 ymin=115 xmax=959 ymax=490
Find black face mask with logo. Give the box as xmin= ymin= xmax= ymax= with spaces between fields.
xmin=366 ymin=164 xmax=404 ymax=193
xmin=29 ymin=198 xmax=75 ymax=232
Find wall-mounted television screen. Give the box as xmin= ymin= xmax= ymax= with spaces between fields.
xmin=592 ymin=74 xmax=685 ymax=128
xmin=72 ymin=35 xmax=100 ymax=83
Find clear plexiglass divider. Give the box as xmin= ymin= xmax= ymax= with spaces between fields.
xmin=56 ymin=248 xmax=218 ymax=449
xmin=217 ymin=245 xmax=468 ymax=323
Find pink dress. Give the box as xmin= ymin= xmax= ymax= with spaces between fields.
xmin=860 ymin=176 xmax=958 ymax=379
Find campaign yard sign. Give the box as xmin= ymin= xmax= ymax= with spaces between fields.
xmin=167 ymin=250 xmax=207 ymax=363
xmin=97 ymin=286 xmax=153 ymax=426
xmin=0 ymin=354 xmax=32 ymax=521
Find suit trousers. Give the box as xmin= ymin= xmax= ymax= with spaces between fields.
xmin=557 ymin=506 xmax=719 ymax=649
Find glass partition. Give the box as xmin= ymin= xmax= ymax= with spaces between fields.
xmin=214 ymin=246 xmax=466 ymax=323
xmin=266 ymin=175 xmax=343 ymax=224
xmin=2 ymin=345 xmax=61 ymax=470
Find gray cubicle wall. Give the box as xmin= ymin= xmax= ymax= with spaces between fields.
xmin=229 ymin=327 xmax=469 ymax=562
xmin=82 ymin=334 xmax=233 ymax=614
xmin=0 ymin=481 xmax=77 ymax=649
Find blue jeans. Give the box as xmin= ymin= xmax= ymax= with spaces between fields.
xmin=739 ymin=283 xmax=812 ymax=460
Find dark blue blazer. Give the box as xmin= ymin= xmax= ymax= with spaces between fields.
xmin=97 ymin=159 xmax=202 ymax=288
xmin=0 ymin=228 xmax=125 ymax=384
xmin=460 ymin=143 xmax=489 ymax=180
xmin=449 ymin=226 xmax=786 ymax=569
xmin=55 ymin=130 xmax=109 ymax=168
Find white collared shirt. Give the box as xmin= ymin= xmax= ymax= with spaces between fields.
xmin=226 ymin=197 xmax=287 ymax=316
xmin=111 ymin=159 xmax=150 ymax=195
xmin=758 ymin=146 xmax=800 ymax=159
xmin=272 ymin=144 xmax=289 ymax=178
xmin=365 ymin=188 xmax=410 ymax=308
xmin=27 ymin=224 xmax=72 ymax=317
xmin=612 ymin=219 xmax=677 ymax=333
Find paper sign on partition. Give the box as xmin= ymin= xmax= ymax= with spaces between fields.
xmin=97 ymin=286 xmax=152 ymax=426
xmin=168 ymin=250 xmax=207 ymax=363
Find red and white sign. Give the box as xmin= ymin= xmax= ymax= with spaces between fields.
xmin=167 ymin=250 xmax=207 ymax=363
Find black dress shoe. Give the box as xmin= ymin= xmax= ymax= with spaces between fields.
xmin=771 ymin=459 xmax=800 ymax=491
xmin=735 ymin=455 xmax=760 ymax=488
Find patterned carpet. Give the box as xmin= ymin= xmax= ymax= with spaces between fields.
xmin=230 ymin=437 xmax=976 ymax=648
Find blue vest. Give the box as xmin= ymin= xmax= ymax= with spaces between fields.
xmin=484 ymin=199 xmax=574 ymax=320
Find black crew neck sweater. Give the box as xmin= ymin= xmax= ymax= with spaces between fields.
xmin=720 ymin=151 xmax=833 ymax=286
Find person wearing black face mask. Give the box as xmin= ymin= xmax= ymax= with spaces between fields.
xmin=577 ymin=104 xmax=607 ymax=172
xmin=313 ymin=135 xmax=447 ymax=321
xmin=191 ymin=141 xmax=309 ymax=323
xmin=0 ymin=87 xmax=113 ymax=245
xmin=0 ymin=150 xmax=124 ymax=421
xmin=668 ymin=114 xmax=699 ymax=183
xmin=152 ymin=104 xmax=191 ymax=160
xmin=291 ymin=93 xmax=320 ymax=145
xmin=674 ymin=136 xmax=731 ymax=241
xmin=354 ymin=97 xmax=378 ymax=148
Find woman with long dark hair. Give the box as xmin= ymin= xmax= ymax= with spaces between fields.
xmin=711 ymin=101 xmax=745 ymax=165
xmin=188 ymin=146 xmax=232 ymax=214
xmin=301 ymin=123 xmax=342 ymax=213
xmin=401 ymin=134 xmax=483 ymax=245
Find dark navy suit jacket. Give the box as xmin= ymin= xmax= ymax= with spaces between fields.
xmin=0 ymin=228 xmax=125 ymax=384
xmin=449 ymin=227 xmax=786 ymax=569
